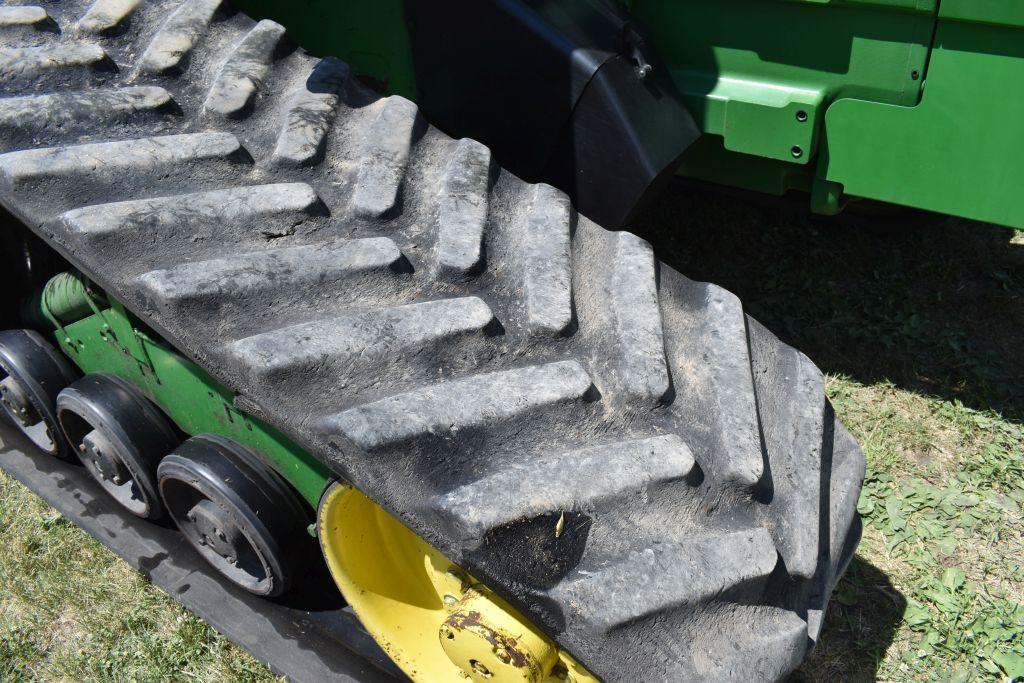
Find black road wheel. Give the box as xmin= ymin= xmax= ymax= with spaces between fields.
xmin=57 ymin=373 xmax=179 ymax=519
xmin=157 ymin=435 xmax=311 ymax=597
xmin=0 ymin=329 xmax=78 ymax=458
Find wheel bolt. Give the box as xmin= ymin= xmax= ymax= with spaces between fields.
xmin=470 ymin=660 xmax=492 ymax=678
xmin=494 ymin=648 xmax=511 ymax=664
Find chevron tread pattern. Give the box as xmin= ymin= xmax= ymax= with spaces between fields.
xmin=0 ymin=3 xmax=864 ymax=680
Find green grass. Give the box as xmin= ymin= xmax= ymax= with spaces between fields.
xmin=0 ymin=470 xmax=278 ymax=682
xmin=2 ymin=184 xmax=1022 ymax=681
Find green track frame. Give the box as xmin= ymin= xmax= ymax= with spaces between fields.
xmin=238 ymin=0 xmax=1024 ymax=228
xmin=49 ymin=297 xmax=330 ymax=508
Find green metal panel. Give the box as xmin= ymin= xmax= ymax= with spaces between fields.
xmin=54 ymin=303 xmax=332 ymax=507
xmin=820 ymin=17 xmax=1024 ymax=228
xmin=939 ymin=0 xmax=1024 ymax=28
xmin=626 ymin=0 xmax=934 ymax=162
xmin=234 ymin=0 xmax=1024 ymax=227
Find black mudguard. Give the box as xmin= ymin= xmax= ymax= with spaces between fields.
xmin=405 ymin=0 xmax=700 ymax=228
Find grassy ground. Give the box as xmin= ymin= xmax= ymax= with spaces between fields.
xmin=1 ymin=183 xmax=1022 ymax=681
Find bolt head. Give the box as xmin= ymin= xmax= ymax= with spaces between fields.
xmin=469 ymin=660 xmax=492 ymax=678
xmin=494 ymin=648 xmax=511 ymax=664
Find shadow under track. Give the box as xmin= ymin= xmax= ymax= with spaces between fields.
xmin=633 ymin=181 xmax=1024 ymax=421
xmin=792 ymin=555 xmax=907 ymax=682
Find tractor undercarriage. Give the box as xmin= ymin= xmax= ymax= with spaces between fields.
xmin=0 ymin=2 xmax=867 ymax=680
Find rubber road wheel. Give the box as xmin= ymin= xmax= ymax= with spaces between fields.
xmin=157 ymin=434 xmax=311 ymax=597
xmin=0 ymin=329 xmax=78 ymax=458
xmin=57 ymin=373 xmax=179 ymax=518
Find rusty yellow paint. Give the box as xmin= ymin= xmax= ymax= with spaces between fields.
xmin=317 ymin=482 xmax=599 ymax=683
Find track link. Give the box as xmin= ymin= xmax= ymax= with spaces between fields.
xmin=0 ymin=2 xmax=864 ymax=680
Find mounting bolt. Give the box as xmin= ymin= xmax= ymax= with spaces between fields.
xmin=791 ymin=145 xmax=804 ymax=159
xmin=795 ymin=109 xmax=808 ymax=123
xmin=911 ymin=69 xmax=920 ymax=80
xmin=443 ymin=594 xmax=459 ymax=607
xmin=470 ymin=660 xmax=492 ymax=678
xmin=494 ymin=648 xmax=511 ymax=664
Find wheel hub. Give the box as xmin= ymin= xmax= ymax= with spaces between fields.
xmin=81 ymin=429 xmax=128 ymax=485
xmin=0 ymin=375 xmax=39 ymax=427
xmin=187 ymin=499 xmax=243 ymax=564
xmin=317 ymin=483 xmax=597 ymax=683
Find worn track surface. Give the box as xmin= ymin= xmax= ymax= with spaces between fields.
xmin=0 ymin=2 xmax=865 ymax=680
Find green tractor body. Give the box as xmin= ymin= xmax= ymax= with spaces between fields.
xmin=241 ymin=0 xmax=1024 ymax=228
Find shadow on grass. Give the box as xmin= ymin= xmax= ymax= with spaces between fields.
xmin=633 ymin=182 xmax=1024 ymax=421
xmin=793 ymin=556 xmax=908 ymax=682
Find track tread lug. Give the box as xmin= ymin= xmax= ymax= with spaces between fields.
xmin=605 ymin=231 xmax=671 ymax=403
xmin=552 ymin=528 xmax=778 ymax=632
xmin=441 ymin=434 xmax=695 ymax=539
xmin=0 ymin=86 xmax=174 ymax=133
xmin=0 ymin=132 xmax=243 ymax=192
xmin=202 ymin=19 xmax=285 ymax=119
xmin=270 ymin=56 xmax=348 ymax=167
xmin=518 ymin=183 xmax=573 ymax=334
xmin=136 ymin=237 xmax=404 ymax=311
xmin=76 ymin=0 xmax=140 ymax=35
xmin=233 ymin=296 xmax=494 ymax=380
xmin=435 ymin=138 xmax=493 ymax=275
xmin=138 ymin=0 xmax=222 ymax=76
xmin=352 ymin=95 xmax=419 ymax=218
xmin=0 ymin=6 xmax=51 ymax=31
xmin=0 ymin=42 xmax=111 ymax=82
xmin=325 ymin=360 xmax=594 ymax=451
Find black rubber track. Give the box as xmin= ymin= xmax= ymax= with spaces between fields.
xmin=0 ymin=2 xmax=865 ymax=680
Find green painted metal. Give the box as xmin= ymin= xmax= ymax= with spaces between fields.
xmin=820 ymin=17 xmax=1024 ymax=227
xmin=627 ymin=0 xmax=934 ymax=162
xmin=21 ymin=270 xmax=99 ymax=329
xmin=53 ymin=297 xmax=331 ymax=507
xmin=235 ymin=0 xmax=1024 ymax=228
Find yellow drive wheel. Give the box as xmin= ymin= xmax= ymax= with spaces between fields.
xmin=318 ymin=482 xmax=599 ymax=683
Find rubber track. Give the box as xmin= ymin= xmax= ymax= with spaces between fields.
xmin=0 ymin=3 xmax=865 ymax=680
